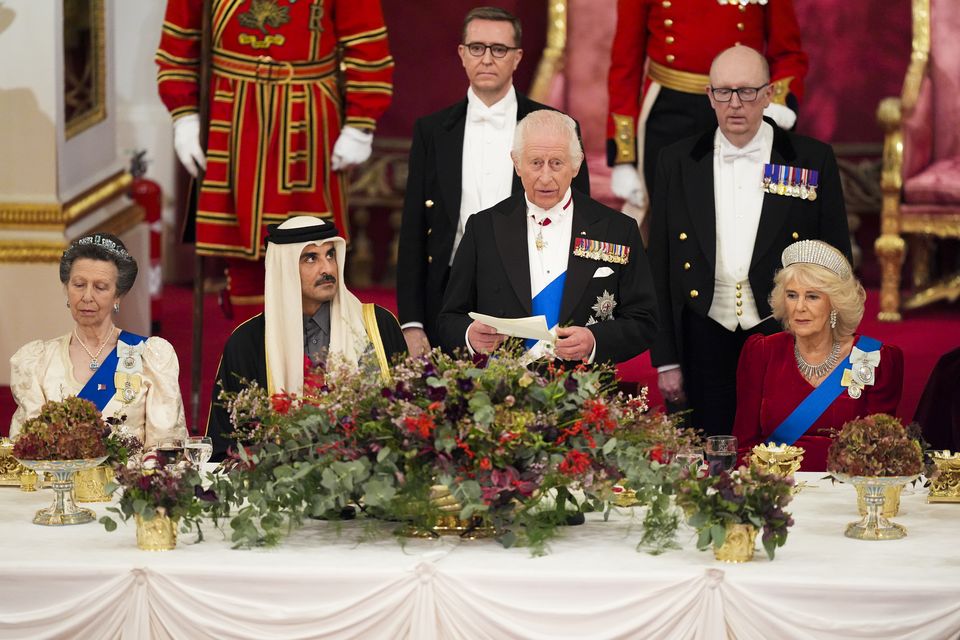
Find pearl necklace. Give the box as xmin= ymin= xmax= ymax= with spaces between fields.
xmin=74 ymin=326 xmax=116 ymax=370
xmin=794 ymin=338 xmax=841 ymax=380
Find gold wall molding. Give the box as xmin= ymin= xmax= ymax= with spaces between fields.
xmin=0 ymin=170 xmax=132 ymax=230
xmin=529 ymin=1 xmax=567 ymax=103
xmin=0 ymin=241 xmax=67 ymax=264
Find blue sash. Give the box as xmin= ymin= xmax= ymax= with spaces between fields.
xmin=77 ymin=331 xmax=146 ymax=412
xmin=525 ymin=272 xmax=566 ymax=350
xmin=766 ymin=335 xmax=882 ymax=446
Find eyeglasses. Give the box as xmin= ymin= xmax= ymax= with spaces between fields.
xmin=463 ymin=42 xmax=519 ymax=59
xmin=709 ymin=84 xmax=769 ymax=103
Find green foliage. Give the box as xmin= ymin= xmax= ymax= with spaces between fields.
xmin=675 ymin=465 xmax=795 ymax=560
xmin=205 ymin=349 xmax=702 ymax=554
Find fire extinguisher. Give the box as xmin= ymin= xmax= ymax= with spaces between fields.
xmin=129 ymin=150 xmax=163 ymax=334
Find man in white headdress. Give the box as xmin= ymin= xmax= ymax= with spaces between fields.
xmin=206 ymin=216 xmax=405 ymax=460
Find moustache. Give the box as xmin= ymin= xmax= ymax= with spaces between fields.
xmin=314 ymin=273 xmax=337 ymax=286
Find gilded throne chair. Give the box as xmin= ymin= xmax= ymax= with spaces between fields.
xmin=875 ymin=0 xmax=960 ymax=320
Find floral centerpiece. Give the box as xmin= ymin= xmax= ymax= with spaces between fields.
xmin=11 ymin=397 xmax=117 ymax=525
xmin=826 ymin=414 xmax=923 ymax=538
xmin=207 ymin=349 xmax=700 ymax=555
xmin=675 ymin=465 xmax=795 ymax=561
xmin=826 ymin=413 xmax=923 ymax=477
xmin=100 ymin=464 xmax=214 ymax=550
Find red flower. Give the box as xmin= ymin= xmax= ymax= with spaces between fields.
xmin=649 ymin=444 xmax=667 ymax=464
xmin=479 ymin=457 xmax=492 ymax=470
xmin=558 ymin=450 xmax=592 ymax=476
xmin=403 ymin=414 xmax=436 ymax=439
xmin=271 ymin=393 xmax=294 ymax=415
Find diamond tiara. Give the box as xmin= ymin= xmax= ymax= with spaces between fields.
xmin=781 ymin=240 xmax=851 ymax=279
xmin=65 ymin=235 xmax=131 ymax=260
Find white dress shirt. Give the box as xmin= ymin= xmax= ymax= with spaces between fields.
xmin=452 ymin=85 xmax=518 ymax=264
xmin=708 ymin=121 xmax=773 ymax=331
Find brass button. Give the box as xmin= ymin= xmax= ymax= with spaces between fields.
xmin=737 ymin=22 xmax=745 ymax=31
xmin=735 ymin=291 xmax=742 ymax=299
xmin=739 ymin=4 xmax=746 ymax=11
xmin=735 ymin=282 xmax=742 ymax=290
xmin=664 ymin=18 xmax=673 ymax=27
xmin=792 ymin=231 xmax=799 ymax=240
xmin=683 ymin=261 xmax=691 ymax=271
xmin=427 ymin=256 xmax=433 ymax=263
xmin=689 ymin=289 xmax=699 ymax=299
xmin=734 ymin=41 xmax=741 ymax=46
xmin=666 ymin=54 xmax=675 ymax=63
xmin=736 ymin=309 xmax=743 ymax=317
xmin=665 ymin=35 xmax=675 ymax=44
xmin=736 ymin=300 xmax=743 ymax=307
xmin=679 ymin=232 xmax=688 ymax=241
xmin=425 ymin=199 xmax=434 ymax=208
xmin=427 ymin=227 xmax=432 ymax=236
xmin=662 ymin=0 xmax=671 ymax=6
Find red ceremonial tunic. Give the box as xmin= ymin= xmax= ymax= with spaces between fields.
xmin=156 ymin=0 xmax=394 ymax=258
xmin=606 ymin=0 xmax=807 ymax=163
xmin=732 ymin=332 xmax=904 ymax=471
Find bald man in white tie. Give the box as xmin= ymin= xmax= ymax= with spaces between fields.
xmin=396 ymin=6 xmax=589 ymax=357
xmin=647 ymin=45 xmax=851 ymax=437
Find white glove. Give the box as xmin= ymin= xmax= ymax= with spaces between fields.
xmin=611 ymin=164 xmax=647 ymax=209
xmin=172 ymin=113 xmax=206 ymax=178
xmin=331 ymin=126 xmax=374 ymax=171
xmin=764 ymin=103 xmax=797 ymax=131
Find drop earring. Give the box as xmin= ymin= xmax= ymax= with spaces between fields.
xmin=113 ymin=303 xmax=120 ymax=314
xmin=829 ymin=309 xmax=837 ymax=329
xmin=66 ymin=300 xmax=70 ymax=308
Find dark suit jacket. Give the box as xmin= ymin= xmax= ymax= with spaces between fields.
xmin=437 ymin=190 xmax=658 ymax=366
xmin=647 ymin=119 xmax=852 ymax=368
xmin=397 ymin=92 xmax=591 ymax=342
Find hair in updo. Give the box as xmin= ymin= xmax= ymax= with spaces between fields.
xmin=59 ymin=233 xmax=139 ymax=296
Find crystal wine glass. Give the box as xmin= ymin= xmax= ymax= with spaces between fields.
xmin=155 ymin=438 xmax=184 ymax=468
xmin=705 ymin=435 xmax=738 ymax=476
xmin=184 ymin=436 xmax=213 ymax=469
xmin=674 ymin=446 xmax=704 ymax=474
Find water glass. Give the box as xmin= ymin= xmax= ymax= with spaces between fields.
xmin=674 ymin=446 xmax=704 ymax=474
xmin=184 ymin=436 xmax=214 ymax=468
xmin=705 ymin=435 xmax=738 ymax=476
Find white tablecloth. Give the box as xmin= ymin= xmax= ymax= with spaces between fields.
xmin=1 ymin=473 xmax=959 ymax=640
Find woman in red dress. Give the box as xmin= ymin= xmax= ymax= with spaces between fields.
xmin=733 ymin=240 xmax=903 ymax=471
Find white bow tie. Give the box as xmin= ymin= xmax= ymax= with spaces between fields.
xmin=470 ymin=109 xmax=506 ymax=129
xmin=720 ymin=142 xmax=765 ymax=163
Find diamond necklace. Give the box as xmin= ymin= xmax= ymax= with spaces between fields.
xmin=74 ymin=326 xmax=116 ymax=370
xmin=794 ymin=338 xmax=841 ymax=380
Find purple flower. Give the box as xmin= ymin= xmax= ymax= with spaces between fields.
xmin=564 ymin=376 xmax=579 ymax=393
xmin=457 ymin=377 xmax=474 ymax=393
xmin=426 ymin=385 xmax=447 ymax=402
xmin=194 ymin=485 xmax=218 ymax=502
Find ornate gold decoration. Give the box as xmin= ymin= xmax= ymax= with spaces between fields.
xmin=713 ymin=523 xmax=756 ymax=563
xmin=837 ymin=474 xmax=916 ymax=540
xmin=904 ymin=273 xmax=960 ymax=309
xmin=901 ymin=0 xmax=930 ymax=113
xmin=135 ymin=511 xmax=179 ymax=551
xmin=529 ymin=1 xmax=567 ymax=103
xmin=856 ymin=482 xmax=902 ymax=518
xmin=0 ymin=170 xmax=133 ymax=230
xmin=396 ymin=485 xmax=498 ymax=539
xmin=64 ymin=0 xmax=106 ymax=139
xmin=769 ymin=76 xmax=794 ymax=106
xmin=749 ymin=443 xmax=804 ymax=479
xmin=74 ymin=464 xmax=114 ymax=502
xmin=0 ymin=439 xmax=26 ymax=486
xmin=611 ymin=114 xmax=637 ymax=164
xmin=928 ymin=451 xmax=960 ymax=503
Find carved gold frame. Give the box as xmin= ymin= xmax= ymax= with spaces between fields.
xmin=0 ymin=170 xmax=132 ymax=231
xmin=64 ymin=0 xmax=107 ymax=139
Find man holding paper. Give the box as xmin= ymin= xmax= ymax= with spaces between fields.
xmin=438 ymin=110 xmax=658 ymax=365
